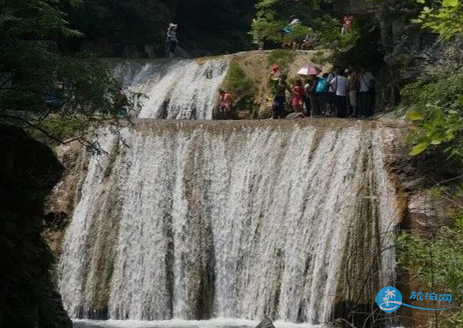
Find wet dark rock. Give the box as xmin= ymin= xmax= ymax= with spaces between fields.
xmin=255 ymin=316 xmax=275 ymax=328
xmin=0 ymin=124 xmax=71 ymax=328
xmin=401 ymin=178 xmax=424 ymax=191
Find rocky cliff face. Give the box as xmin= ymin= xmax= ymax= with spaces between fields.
xmin=373 ymin=2 xmax=463 ymax=111
xmin=0 ymin=125 xmax=71 ymax=328
xmin=336 ymin=0 xmax=463 ymax=111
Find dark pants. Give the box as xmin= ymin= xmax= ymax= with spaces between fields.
xmin=304 ymin=97 xmax=311 ymax=116
xmin=272 ymin=95 xmax=287 ymax=119
xmin=358 ymin=91 xmax=372 ymax=117
xmin=166 ymin=40 xmax=177 ymax=57
xmin=326 ymin=92 xmax=336 ymax=116
xmin=335 ymin=96 xmax=347 ymax=118
xmin=317 ymin=92 xmax=327 ymax=115
xmin=310 ymin=93 xmax=320 ymax=116
xmin=218 ymin=106 xmax=227 ymax=120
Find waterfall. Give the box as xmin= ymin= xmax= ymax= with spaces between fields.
xmin=113 ymin=59 xmax=229 ymax=119
xmin=59 ymin=120 xmax=399 ymax=324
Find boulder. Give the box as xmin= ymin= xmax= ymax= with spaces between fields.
xmin=255 ymin=316 xmax=276 ymax=328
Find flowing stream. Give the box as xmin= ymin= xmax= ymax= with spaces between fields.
xmin=59 ymin=119 xmax=399 ymax=326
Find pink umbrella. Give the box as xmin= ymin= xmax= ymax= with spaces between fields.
xmin=297 ymin=66 xmax=321 ymax=76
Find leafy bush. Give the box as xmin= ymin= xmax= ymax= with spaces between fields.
xmin=314 ymin=14 xmax=374 ymax=50
xmin=224 ymin=60 xmax=256 ymax=113
xmin=412 ymin=0 xmax=463 ymax=41
xmin=403 ymin=68 xmax=463 ymax=161
xmin=226 ymin=60 xmax=255 ymax=96
xmin=397 ymin=201 xmax=463 ymax=327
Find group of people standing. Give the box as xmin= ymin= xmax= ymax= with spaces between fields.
xmin=271 ymin=64 xmax=375 ymax=119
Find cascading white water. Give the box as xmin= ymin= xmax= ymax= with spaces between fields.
xmin=113 ymin=59 xmax=228 ymax=119
xmin=59 ymin=120 xmax=400 ymax=325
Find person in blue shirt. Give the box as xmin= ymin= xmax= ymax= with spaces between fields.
xmin=315 ymin=73 xmax=329 ymax=115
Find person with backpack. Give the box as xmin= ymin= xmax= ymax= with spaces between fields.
xmin=315 ymin=73 xmax=329 ymax=116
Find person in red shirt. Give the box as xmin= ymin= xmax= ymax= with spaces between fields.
xmin=342 ymin=14 xmax=354 ymax=34
xmin=217 ymin=90 xmax=233 ymax=119
xmin=291 ymin=78 xmax=305 ymax=113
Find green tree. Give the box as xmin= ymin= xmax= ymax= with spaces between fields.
xmin=397 ymin=2 xmax=463 ymax=327
xmin=0 ymin=0 xmax=125 ymax=146
xmin=412 ymin=0 xmax=463 ymax=40
xmin=251 ymin=0 xmax=326 ymax=46
xmin=403 ymin=0 xmax=463 ymax=161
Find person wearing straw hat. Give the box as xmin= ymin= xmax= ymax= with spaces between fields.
xmin=166 ymin=23 xmax=178 ymax=58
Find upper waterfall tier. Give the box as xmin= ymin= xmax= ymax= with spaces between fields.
xmin=113 ymin=59 xmax=229 ymax=119
xmin=59 ymin=120 xmax=400 ymax=324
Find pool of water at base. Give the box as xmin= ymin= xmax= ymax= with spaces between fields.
xmin=73 ymin=319 xmax=323 ymax=328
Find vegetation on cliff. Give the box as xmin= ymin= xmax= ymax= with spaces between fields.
xmin=394 ymin=1 xmax=463 ymax=326
xmin=0 ymin=1 xmax=126 ymax=326
xmin=0 ymin=0 xmax=129 ymax=146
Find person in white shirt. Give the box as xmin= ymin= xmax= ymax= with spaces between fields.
xmin=358 ymin=65 xmax=375 ymax=117
xmin=289 ymin=15 xmax=300 ymax=26
xmin=330 ymin=67 xmax=348 ymax=118
xmin=326 ymin=68 xmax=337 ymax=116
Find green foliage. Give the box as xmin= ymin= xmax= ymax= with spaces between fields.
xmin=0 ymin=0 xmax=126 ymax=145
xmin=412 ymin=0 xmax=463 ymax=40
xmin=252 ymin=14 xmax=315 ymax=43
xmin=396 ymin=184 xmax=463 ymax=327
xmin=224 ymin=60 xmax=256 ymax=112
xmin=226 ymin=60 xmax=255 ymax=96
xmin=402 ymin=0 xmax=463 ymax=164
xmin=397 ymin=226 xmax=463 ymax=327
xmin=372 ymin=0 xmax=463 ymax=41
xmin=0 ymin=0 xmax=82 ymax=38
xmin=314 ymin=14 xmax=375 ymax=49
xmin=251 ymin=0 xmax=329 ymax=46
xmin=402 ymin=69 xmax=463 ymax=160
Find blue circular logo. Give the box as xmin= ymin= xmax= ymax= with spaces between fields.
xmin=376 ymin=286 xmax=402 ymax=313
